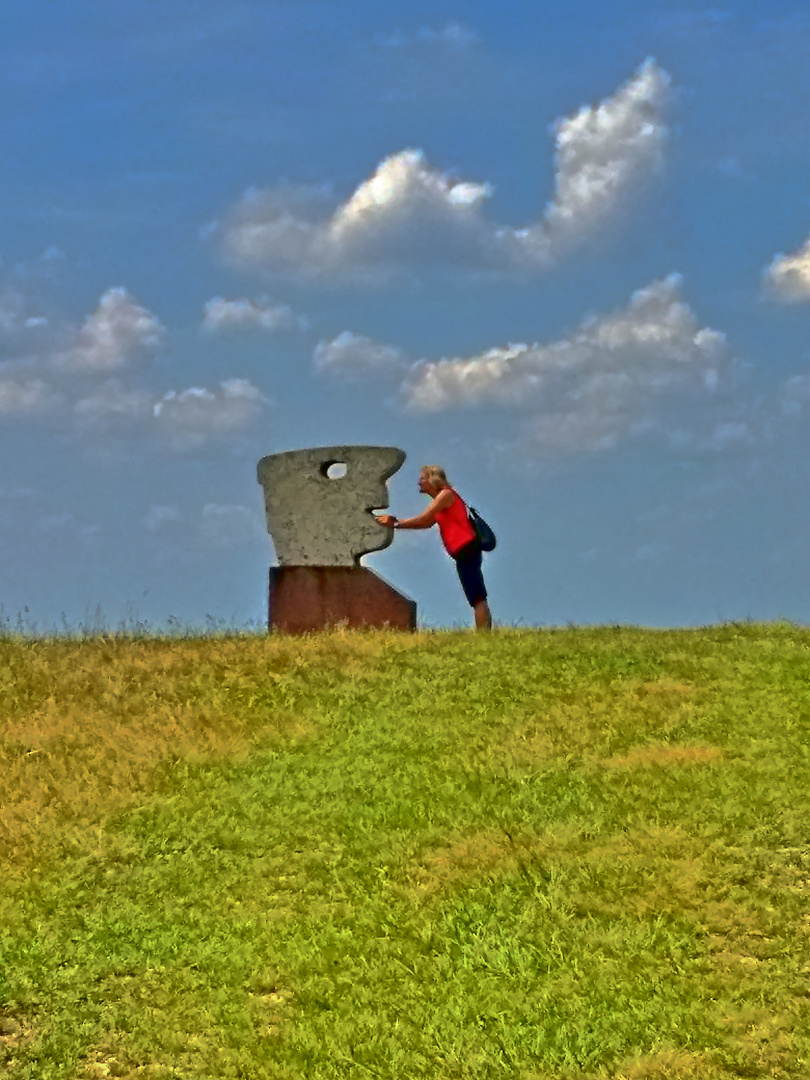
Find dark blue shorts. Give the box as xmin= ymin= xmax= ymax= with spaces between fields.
xmin=453 ymin=540 xmax=487 ymax=607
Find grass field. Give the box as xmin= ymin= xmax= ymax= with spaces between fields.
xmin=1 ymin=624 xmax=809 ymax=1079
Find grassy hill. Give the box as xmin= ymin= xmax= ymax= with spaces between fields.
xmin=1 ymin=625 xmax=809 ymax=1079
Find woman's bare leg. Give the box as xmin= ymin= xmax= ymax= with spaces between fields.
xmin=474 ymin=599 xmax=492 ymax=630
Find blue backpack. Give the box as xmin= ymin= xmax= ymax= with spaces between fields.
xmin=467 ymin=505 xmax=497 ymax=552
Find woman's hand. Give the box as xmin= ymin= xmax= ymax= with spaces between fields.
xmin=375 ymin=514 xmax=396 ymax=527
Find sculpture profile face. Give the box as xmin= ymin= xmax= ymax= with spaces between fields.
xmin=257 ymin=445 xmax=405 ymax=567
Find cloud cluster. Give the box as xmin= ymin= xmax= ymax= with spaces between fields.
xmin=58 ymin=287 xmax=165 ymax=372
xmin=780 ymin=374 xmax=810 ymax=416
xmin=200 ymin=502 xmax=266 ymax=548
xmin=544 ymin=57 xmax=670 ymax=241
xmin=403 ymin=275 xmax=725 ymax=414
xmin=316 ymin=276 xmax=728 ymax=459
xmin=73 ymin=380 xmax=154 ymax=430
xmin=0 ymin=277 xmax=268 ymax=451
xmin=145 ymin=504 xmax=182 ymax=534
xmin=0 ymin=485 xmax=101 ymax=561
xmin=0 ymin=288 xmax=33 ymax=334
xmin=202 ymin=296 xmax=306 ymax=333
xmin=763 ymin=235 xmax=810 ymax=303
xmin=153 ymin=379 xmax=267 ymax=451
xmin=0 ymin=377 xmax=54 ymax=414
xmin=216 ymin=59 xmax=670 ymax=282
xmin=313 ymin=331 xmax=408 ymax=380
xmin=375 ymin=23 xmax=477 ymax=50
xmin=143 ymin=500 xmax=266 ymax=556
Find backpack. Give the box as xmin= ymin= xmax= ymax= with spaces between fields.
xmin=467 ymin=505 xmax=497 ymax=552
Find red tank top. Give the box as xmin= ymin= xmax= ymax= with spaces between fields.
xmin=435 ymin=488 xmax=476 ymax=556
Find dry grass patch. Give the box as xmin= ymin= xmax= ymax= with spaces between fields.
xmin=612 ymin=1048 xmax=725 ymax=1079
xmin=402 ymin=824 xmax=791 ymax=939
xmin=566 ymin=830 xmax=721 ymax=921
xmin=0 ymin=1013 xmax=36 ymax=1075
xmin=489 ymin=683 xmax=701 ymax=772
xmin=0 ymin=1014 xmax=34 ymax=1049
xmin=400 ymin=821 xmax=809 ymax=1074
xmin=716 ymin=1005 xmax=798 ymax=1076
xmin=601 ymin=743 xmax=724 ymax=769
xmin=401 ymin=823 xmax=710 ymax=906
xmin=246 ymin=984 xmax=298 ymax=1039
xmin=78 ymin=1047 xmax=180 ymax=1080
xmin=403 ymin=830 xmax=517 ymax=896
xmin=80 ymin=1048 xmax=138 ymax=1079
xmin=0 ymin=638 xmax=325 ymax=865
xmin=633 ymin=678 xmax=696 ymax=698
xmin=0 ymin=705 xmax=315 ymax=866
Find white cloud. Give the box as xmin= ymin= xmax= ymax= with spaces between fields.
xmin=0 ymin=289 xmax=26 ymax=333
xmin=0 ymin=288 xmax=52 ymax=354
xmin=200 ymin=503 xmax=266 ymax=548
xmin=376 ymin=23 xmax=477 ymax=49
xmin=202 ymin=296 xmax=306 ymax=332
xmin=73 ymin=379 xmax=154 ymax=429
xmin=313 ymin=331 xmax=409 ymax=380
xmin=145 ymin=504 xmax=182 ymax=533
xmin=418 ymin=23 xmax=477 ymax=47
xmin=153 ymin=378 xmax=267 ymax=450
xmin=669 ymin=416 xmax=757 ymax=453
xmin=71 ymin=374 xmax=270 ymax=453
xmin=33 ymin=512 xmax=101 ymax=546
xmin=401 ymin=275 xmax=729 ymax=458
xmin=0 ymin=377 xmax=54 ymax=414
xmin=0 ymin=268 xmax=270 ymax=454
xmin=0 ymin=482 xmax=101 ymax=554
xmin=143 ymin=503 xmax=265 ymax=553
xmin=0 ymin=280 xmax=163 ymax=429
xmin=763 ymin=235 xmax=810 ymax=303
xmin=703 ymin=420 xmax=754 ymax=450
xmin=542 ymin=57 xmax=670 ymax=245
xmin=58 ymin=287 xmax=165 ymax=372
xmin=0 ymin=250 xmax=63 ymax=335
xmin=780 ymin=374 xmax=810 ymax=416
xmin=219 ymin=148 xmax=499 ymax=279
xmin=215 ymin=59 xmax=670 ymax=281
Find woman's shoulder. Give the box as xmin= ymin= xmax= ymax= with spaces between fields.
xmin=434 ymin=487 xmax=456 ymax=509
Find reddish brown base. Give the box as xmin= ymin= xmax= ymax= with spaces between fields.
xmin=268 ymin=566 xmax=417 ymax=633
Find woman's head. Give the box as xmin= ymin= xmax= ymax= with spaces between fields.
xmin=419 ymin=465 xmax=449 ymax=495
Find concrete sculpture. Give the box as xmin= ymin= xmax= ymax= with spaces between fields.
xmin=257 ymin=445 xmax=405 ymax=566
xmin=257 ymin=445 xmax=416 ymax=632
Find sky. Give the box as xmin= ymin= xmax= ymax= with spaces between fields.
xmin=2 ymin=0 xmax=810 ymax=631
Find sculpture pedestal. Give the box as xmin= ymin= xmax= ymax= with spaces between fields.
xmin=268 ymin=566 xmax=416 ymax=633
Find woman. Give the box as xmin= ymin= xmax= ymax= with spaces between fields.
xmin=377 ymin=465 xmax=492 ymax=630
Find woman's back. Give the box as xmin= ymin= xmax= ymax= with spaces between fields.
xmin=434 ymin=488 xmax=476 ymax=555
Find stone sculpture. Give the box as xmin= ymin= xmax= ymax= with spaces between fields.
xmin=257 ymin=445 xmax=405 ymax=566
xmin=257 ymin=445 xmax=416 ymax=632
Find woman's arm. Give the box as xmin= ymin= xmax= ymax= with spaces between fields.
xmin=377 ymin=489 xmax=454 ymax=530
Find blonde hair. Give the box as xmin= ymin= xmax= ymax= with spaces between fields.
xmin=421 ymin=465 xmax=450 ymax=490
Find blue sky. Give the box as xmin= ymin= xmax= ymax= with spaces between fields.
xmin=3 ymin=0 xmax=810 ymax=630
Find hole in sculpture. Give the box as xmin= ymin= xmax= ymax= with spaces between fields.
xmin=322 ymin=461 xmax=348 ymax=480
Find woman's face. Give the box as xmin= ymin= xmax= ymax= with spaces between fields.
xmin=418 ymin=471 xmax=436 ymax=496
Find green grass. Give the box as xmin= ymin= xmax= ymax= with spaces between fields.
xmin=1 ymin=624 xmax=810 ymax=1079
